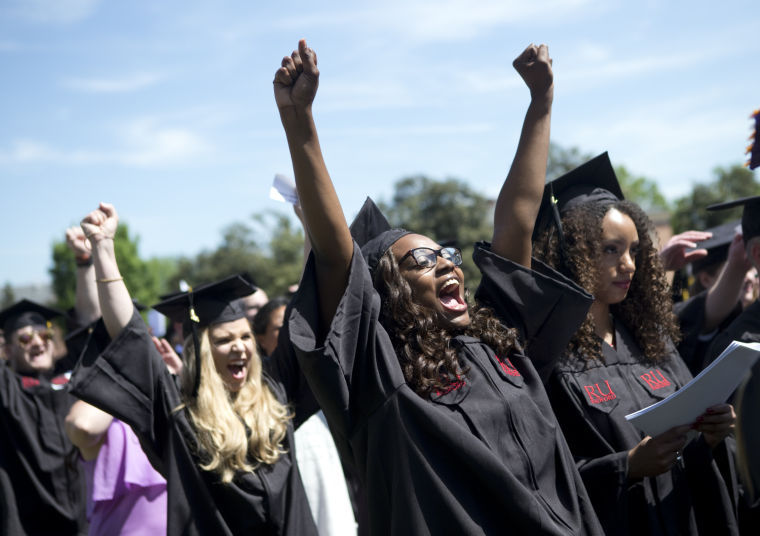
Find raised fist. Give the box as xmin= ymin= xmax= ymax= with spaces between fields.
xmin=274 ymin=39 xmax=319 ymax=112
xmin=80 ymin=202 xmax=118 ymax=244
xmin=513 ymin=44 xmax=553 ymax=102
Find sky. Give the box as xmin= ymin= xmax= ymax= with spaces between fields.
xmin=1 ymin=0 xmax=759 ymax=290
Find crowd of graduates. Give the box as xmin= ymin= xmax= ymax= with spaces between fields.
xmin=1 ymin=40 xmax=759 ymax=535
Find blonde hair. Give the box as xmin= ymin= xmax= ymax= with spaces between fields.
xmin=179 ymin=327 xmax=292 ymax=483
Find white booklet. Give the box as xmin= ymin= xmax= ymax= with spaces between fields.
xmin=269 ymin=173 xmax=299 ymax=206
xmin=625 ymin=340 xmax=760 ymax=437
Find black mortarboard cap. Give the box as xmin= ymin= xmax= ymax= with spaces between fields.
xmin=533 ymin=152 xmax=624 ymax=242
xmin=707 ymin=195 xmax=760 ymax=242
xmin=689 ymin=220 xmax=741 ymax=273
xmin=152 ymin=274 xmax=257 ymax=397
xmin=349 ymin=197 xmax=411 ymax=273
xmin=0 ymin=299 xmax=64 ymax=336
xmin=153 ymin=274 xmax=257 ymax=337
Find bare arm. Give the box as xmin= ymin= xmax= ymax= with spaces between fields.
xmin=658 ymin=230 xmax=712 ymax=272
xmin=80 ymin=203 xmax=134 ymax=339
xmin=275 ymin=40 xmax=353 ymax=333
xmin=491 ymin=44 xmax=554 ymax=267
xmin=66 ymin=227 xmax=101 ymax=325
xmin=65 ymin=400 xmax=114 ymax=461
xmin=704 ymin=234 xmax=752 ymax=332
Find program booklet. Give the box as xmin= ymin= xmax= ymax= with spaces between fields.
xmin=625 ymin=340 xmax=760 ymax=437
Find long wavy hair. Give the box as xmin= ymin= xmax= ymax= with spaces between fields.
xmin=533 ymin=200 xmax=680 ymax=363
xmin=178 ymin=327 xmax=292 ymax=483
xmin=374 ymin=249 xmax=521 ymax=398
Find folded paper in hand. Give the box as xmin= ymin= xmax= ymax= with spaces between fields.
xmin=269 ymin=174 xmax=299 ymax=206
xmin=626 ymin=340 xmax=760 ymax=437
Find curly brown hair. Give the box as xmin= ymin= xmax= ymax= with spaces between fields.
xmin=374 ymin=249 xmax=521 ymax=398
xmin=533 ymin=200 xmax=680 ymax=363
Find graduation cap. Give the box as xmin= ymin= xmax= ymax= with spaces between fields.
xmin=349 ymin=197 xmax=411 ymax=274
xmin=689 ymin=220 xmax=741 ymax=274
xmin=532 ymin=151 xmax=624 ymax=271
xmin=707 ymin=195 xmax=760 ymax=243
xmin=0 ymin=299 xmax=64 ymax=337
xmin=152 ymin=274 xmax=257 ymax=397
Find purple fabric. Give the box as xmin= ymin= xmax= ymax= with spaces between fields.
xmin=81 ymin=419 xmax=167 ymax=535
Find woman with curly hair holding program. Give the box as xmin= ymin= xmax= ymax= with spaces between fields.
xmin=532 ymin=154 xmax=739 ymax=536
xmin=276 ymin=39 xmax=603 ymax=534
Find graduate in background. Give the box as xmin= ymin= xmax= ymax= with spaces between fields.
xmin=703 ymin=195 xmax=760 ymax=534
xmin=0 ymin=226 xmax=101 ymax=536
xmin=660 ymin=221 xmax=752 ymax=374
xmin=533 ymin=153 xmax=738 ymax=535
xmin=276 ymin=39 xmax=603 ymax=534
xmin=70 ymin=203 xmax=319 ymax=535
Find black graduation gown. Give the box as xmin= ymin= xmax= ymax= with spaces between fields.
xmin=704 ymin=300 xmax=760 ymax=534
xmin=547 ymin=320 xmax=739 ymax=536
xmin=675 ymin=291 xmax=742 ymax=375
xmin=288 ymin=242 xmax=604 ymax=535
xmin=69 ymin=311 xmax=319 ymax=536
xmin=706 ymin=300 xmax=760 ymax=366
xmin=0 ymin=363 xmax=87 ymax=536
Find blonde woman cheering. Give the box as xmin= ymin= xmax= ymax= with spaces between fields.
xmin=70 ymin=203 xmax=318 ymax=535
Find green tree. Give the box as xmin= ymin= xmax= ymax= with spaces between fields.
xmin=170 ymin=211 xmax=305 ymax=297
xmin=49 ymin=223 xmax=164 ymax=311
xmin=547 ymin=143 xmax=591 ymax=181
xmin=670 ymin=165 xmax=760 ymax=233
xmin=379 ymin=175 xmax=493 ymax=291
xmin=548 ymin=143 xmax=668 ymax=212
xmin=615 ymin=165 xmax=669 ymax=213
xmin=1 ymin=283 xmax=14 ymax=309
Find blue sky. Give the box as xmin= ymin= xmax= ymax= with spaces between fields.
xmin=1 ymin=0 xmax=758 ymax=289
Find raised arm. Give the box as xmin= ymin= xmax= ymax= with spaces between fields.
xmin=80 ymin=203 xmax=133 ymax=339
xmin=704 ymin=233 xmax=753 ymax=332
xmin=67 ymin=226 xmax=101 ymax=326
xmin=65 ymin=400 xmax=114 ymax=461
xmin=491 ymin=44 xmax=554 ymax=267
xmin=274 ymin=40 xmax=353 ymax=332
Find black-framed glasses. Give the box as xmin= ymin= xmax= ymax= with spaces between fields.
xmin=399 ymin=247 xmax=463 ymax=269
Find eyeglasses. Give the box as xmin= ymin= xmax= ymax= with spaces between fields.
xmin=399 ymin=247 xmax=463 ymax=269
xmin=15 ymin=328 xmax=54 ymax=347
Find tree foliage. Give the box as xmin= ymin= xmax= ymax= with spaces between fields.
xmin=615 ymin=165 xmax=669 ymax=213
xmin=547 ymin=143 xmax=591 ymax=181
xmin=547 ymin=143 xmax=668 ymax=213
xmin=670 ymin=165 xmax=760 ymax=233
xmin=379 ymin=175 xmax=493 ymax=291
xmin=49 ymin=223 xmax=167 ymax=311
xmin=1 ymin=284 xmax=14 ymax=309
xmin=169 ymin=212 xmax=305 ymax=297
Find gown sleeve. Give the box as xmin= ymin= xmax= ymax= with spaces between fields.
xmin=264 ymin=311 xmax=320 ymax=429
xmin=288 ymin=243 xmax=405 ymax=459
xmin=473 ymin=242 xmax=593 ymax=379
xmin=69 ymin=308 xmax=178 ymax=475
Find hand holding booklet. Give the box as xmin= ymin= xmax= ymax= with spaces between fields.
xmin=626 ymin=340 xmax=760 ymax=437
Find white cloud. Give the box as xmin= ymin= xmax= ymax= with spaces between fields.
xmin=1 ymin=0 xmax=100 ymax=24
xmin=0 ymin=118 xmax=209 ymax=167
xmin=62 ymin=72 xmax=165 ymax=93
xmin=276 ymin=0 xmax=593 ymax=43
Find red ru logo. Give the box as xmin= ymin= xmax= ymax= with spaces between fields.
xmin=494 ymin=354 xmax=521 ymax=377
xmin=640 ymin=369 xmax=671 ymax=390
xmin=584 ymin=380 xmax=617 ymax=404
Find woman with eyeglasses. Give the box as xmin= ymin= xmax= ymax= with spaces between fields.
xmin=275 ymin=40 xmax=603 ymax=534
